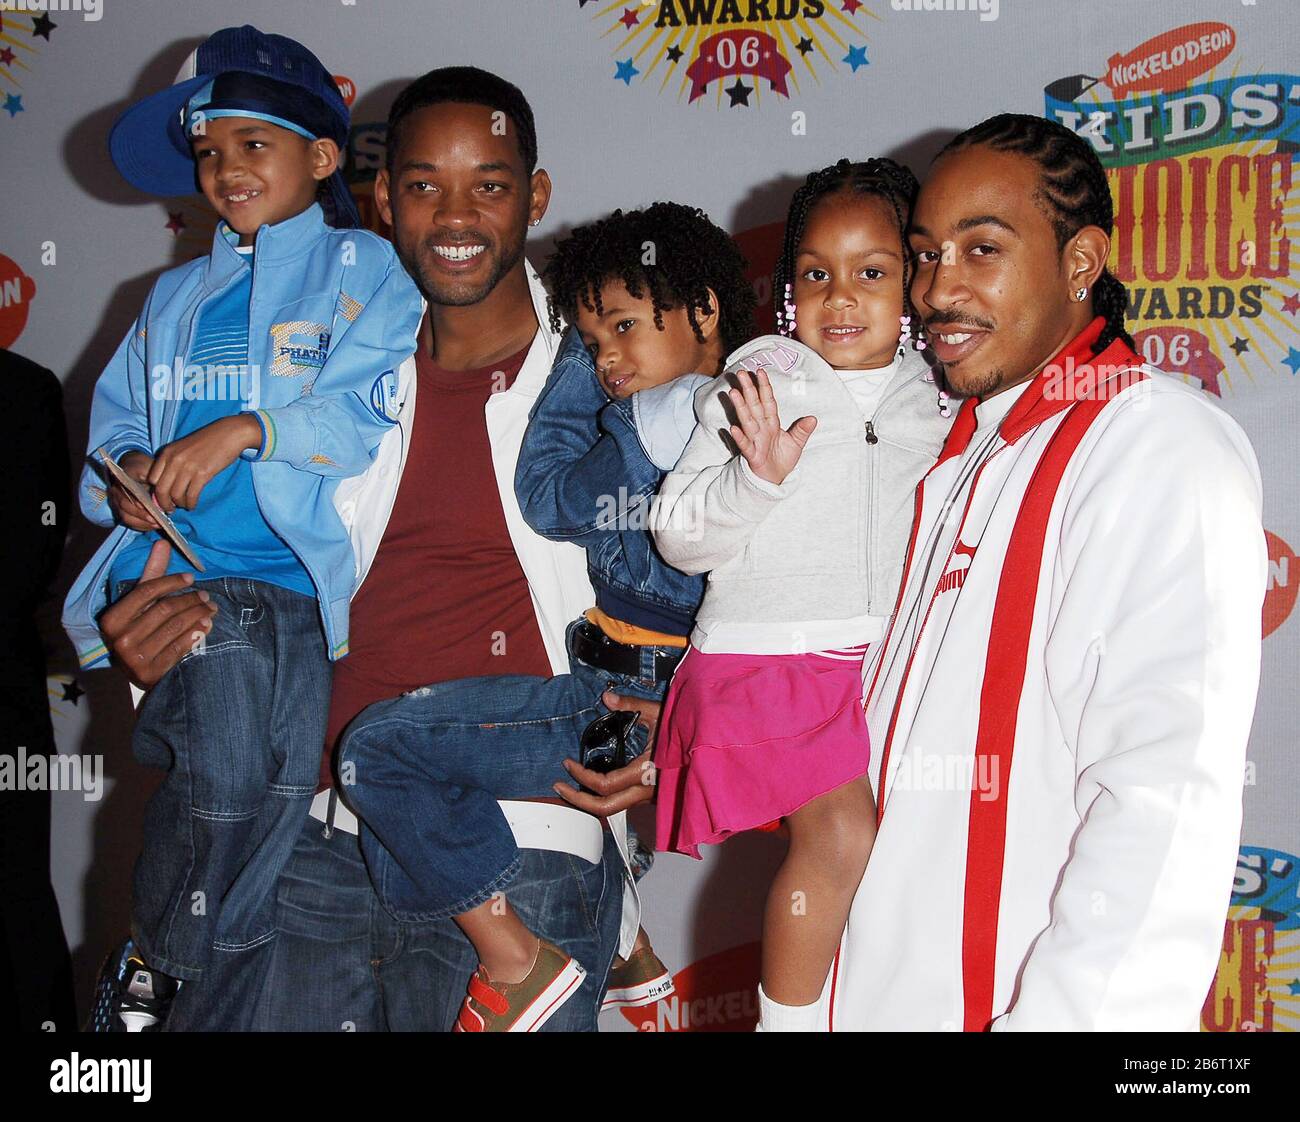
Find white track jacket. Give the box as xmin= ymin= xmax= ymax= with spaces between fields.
xmin=333 ymin=262 xmax=642 ymax=958
xmin=828 ymin=319 xmax=1267 ymax=1031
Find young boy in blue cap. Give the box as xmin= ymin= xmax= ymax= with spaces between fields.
xmin=65 ymin=25 xmax=421 ymax=1031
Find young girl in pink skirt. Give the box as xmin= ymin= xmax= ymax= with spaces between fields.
xmin=650 ymin=158 xmax=954 ymax=1031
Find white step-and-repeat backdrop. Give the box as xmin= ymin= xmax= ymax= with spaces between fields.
xmin=5 ymin=0 xmax=1296 ymax=1031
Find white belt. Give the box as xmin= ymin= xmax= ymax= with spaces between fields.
xmin=307 ymin=789 xmax=605 ymax=865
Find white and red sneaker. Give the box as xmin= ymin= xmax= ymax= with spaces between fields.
xmin=600 ymin=945 xmax=675 ymax=1011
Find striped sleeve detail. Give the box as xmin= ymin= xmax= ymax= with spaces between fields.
xmin=248 ymin=409 xmax=276 ymax=461
xmin=79 ymin=643 xmax=110 ymax=669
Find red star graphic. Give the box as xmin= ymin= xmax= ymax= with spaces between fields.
xmin=620 ymin=7 xmax=640 ymax=28
xmin=165 ymin=211 xmax=186 ymax=236
xmin=842 ymin=0 xmax=864 ymax=14
xmin=1282 ymin=292 xmax=1300 ymax=316
xmin=0 ymin=47 xmax=15 ymax=66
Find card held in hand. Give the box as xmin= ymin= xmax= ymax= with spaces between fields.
xmin=98 ymin=447 xmax=206 ymax=572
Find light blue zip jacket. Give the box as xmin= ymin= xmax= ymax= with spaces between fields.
xmin=63 ymin=203 xmax=422 ymax=669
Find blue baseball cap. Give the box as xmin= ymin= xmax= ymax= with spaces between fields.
xmin=109 ymin=25 xmax=359 ymax=227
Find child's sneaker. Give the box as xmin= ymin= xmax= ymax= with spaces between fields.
xmin=601 ymin=945 xmax=675 ymax=1010
xmin=86 ymin=937 xmax=182 ymax=1032
xmin=453 ymin=938 xmax=586 ymax=1032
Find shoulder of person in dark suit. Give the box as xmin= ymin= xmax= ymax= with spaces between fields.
xmin=0 ymin=348 xmax=71 ymax=620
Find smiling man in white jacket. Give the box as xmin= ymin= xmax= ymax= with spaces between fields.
xmin=827 ymin=115 xmax=1267 ymax=1032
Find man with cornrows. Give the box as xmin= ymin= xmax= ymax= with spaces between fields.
xmin=830 ymin=113 xmax=1267 ymax=1031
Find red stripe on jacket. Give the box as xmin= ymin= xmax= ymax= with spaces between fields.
xmin=960 ymin=327 xmax=1145 ymax=1031
xmin=832 ymin=317 xmax=1143 ymax=1031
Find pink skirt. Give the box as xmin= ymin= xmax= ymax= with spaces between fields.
xmin=654 ymin=646 xmax=871 ymax=859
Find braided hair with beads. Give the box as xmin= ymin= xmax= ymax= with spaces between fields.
xmin=936 ymin=113 xmax=1134 ymax=355
xmin=542 ymin=201 xmax=757 ymax=356
xmin=773 ymin=157 xmax=924 ymax=348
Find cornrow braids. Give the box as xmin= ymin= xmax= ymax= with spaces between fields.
xmin=937 ymin=113 xmax=1135 ymax=354
xmin=774 ymin=157 xmax=923 ymax=346
xmin=542 ymin=201 xmax=757 ymax=355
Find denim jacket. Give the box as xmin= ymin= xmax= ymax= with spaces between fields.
xmin=514 ymin=328 xmax=704 ymax=636
xmin=63 ymin=203 xmax=422 ymax=668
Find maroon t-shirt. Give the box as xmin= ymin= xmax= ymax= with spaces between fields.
xmin=320 ymin=332 xmax=550 ymax=789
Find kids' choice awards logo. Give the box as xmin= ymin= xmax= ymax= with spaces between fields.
xmin=0 ymin=251 xmax=36 ymax=347
xmin=579 ymin=1 xmax=875 ymax=109
xmin=1204 ymin=847 xmax=1300 ymax=1032
xmin=0 ymin=3 xmax=57 ymax=123
xmin=1044 ymin=21 xmax=1300 ymax=397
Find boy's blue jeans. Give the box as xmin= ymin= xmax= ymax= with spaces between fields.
xmin=163 ymin=813 xmax=626 ymax=1031
xmin=338 ymin=617 xmax=671 ymax=923
xmin=117 ymin=577 xmax=331 ymax=981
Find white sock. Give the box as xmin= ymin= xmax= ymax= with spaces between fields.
xmin=756 ymin=983 xmax=823 ymax=1032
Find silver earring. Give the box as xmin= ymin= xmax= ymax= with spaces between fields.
xmin=530 ymin=219 xmax=540 ymax=227
xmin=1075 ymin=286 xmax=1088 ymax=301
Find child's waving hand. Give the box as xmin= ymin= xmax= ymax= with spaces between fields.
xmin=727 ymin=367 xmax=817 ymax=487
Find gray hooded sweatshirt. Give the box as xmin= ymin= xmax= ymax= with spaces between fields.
xmin=651 ymin=334 xmax=954 ymax=644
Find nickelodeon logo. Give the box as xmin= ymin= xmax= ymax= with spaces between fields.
xmin=333 ymin=74 xmax=356 ymax=108
xmin=1264 ymin=530 xmax=1297 ymax=640
xmin=622 ymin=941 xmax=763 ymax=1032
xmin=0 ymin=252 xmax=36 ymax=349
xmin=1106 ymin=22 xmax=1235 ymax=97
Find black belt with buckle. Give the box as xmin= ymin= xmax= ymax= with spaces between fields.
xmin=570 ymin=619 xmax=685 ymax=683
